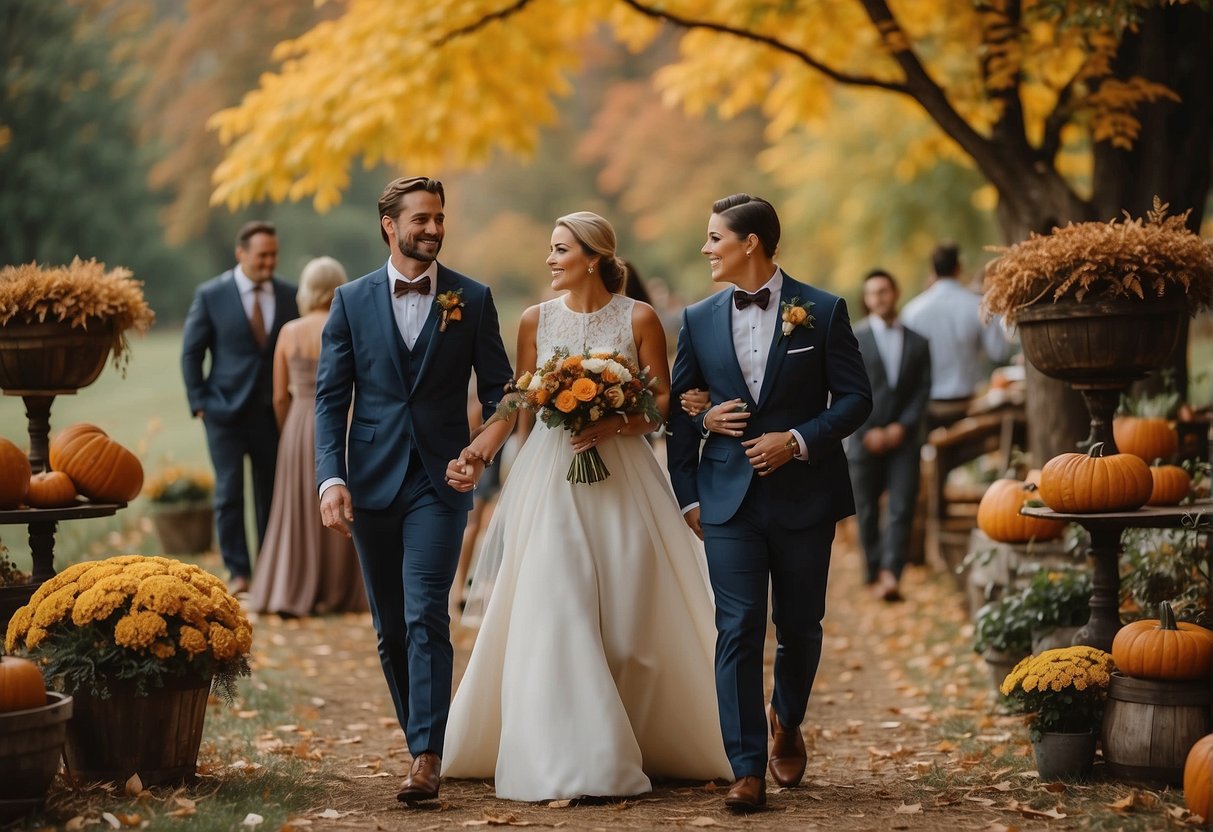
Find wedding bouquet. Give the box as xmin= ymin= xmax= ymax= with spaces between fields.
xmin=495 ymin=347 xmax=662 ymax=484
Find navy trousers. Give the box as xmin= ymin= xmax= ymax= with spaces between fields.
xmin=350 ymin=452 xmax=465 ymax=756
xmin=702 ymin=479 xmax=835 ymax=779
xmin=204 ymin=406 xmax=278 ymax=579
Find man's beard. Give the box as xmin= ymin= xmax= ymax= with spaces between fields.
xmin=398 ymin=230 xmax=441 ymax=262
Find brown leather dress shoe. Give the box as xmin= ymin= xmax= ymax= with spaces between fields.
xmin=767 ymin=705 xmax=807 ymax=787
xmin=397 ymin=752 xmax=441 ymax=802
xmin=724 ymin=775 xmax=766 ymax=811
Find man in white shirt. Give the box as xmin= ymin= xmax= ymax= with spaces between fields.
xmin=848 ymin=270 xmax=932 ymax=601
xmin=900 ymin=242 xmax=1015 ymax=430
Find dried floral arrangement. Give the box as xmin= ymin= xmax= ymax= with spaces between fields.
xmin=980 ymin=198 xmax=1213 ymax=325
xmin=0 ymin=257 xmax=155 ymax=366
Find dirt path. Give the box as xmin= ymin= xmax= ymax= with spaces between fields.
xmin=244 ymin=533 xmax=1174 ymax=831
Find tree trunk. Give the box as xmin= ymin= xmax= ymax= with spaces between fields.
xmin=1001 ymin=4 xmax=1211 ymax=464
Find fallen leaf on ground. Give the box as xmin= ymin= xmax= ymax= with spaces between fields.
xmin=123 ymin=774 xmax=143 ymax=796
xmin=242 ymin=813 xmax=264 ymax=827
xmin=687 ymin=818 xmax=718 ymax=827
xmin=894 ymin=803 xmax=922 ymax=814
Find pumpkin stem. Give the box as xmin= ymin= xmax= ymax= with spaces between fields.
xmin=1159 ymin=601 xmax=1178 ymax=631
xmin=1023 ymin=482 xmax=1039 ymax=493
xmin=1088 ymin=441 xmax=1106 ymax=458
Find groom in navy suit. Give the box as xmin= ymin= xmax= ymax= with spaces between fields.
xmin=668 ymin=194 xmax=871 ymax=811
xmin=182 ymin=221 xmax=299 ymax=593
xmin=315 ymin=176 xmax=513 ymax=804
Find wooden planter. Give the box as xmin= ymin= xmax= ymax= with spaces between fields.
xmin=63 ymin=673 xmax=212 ymax=786
xmin=0 ymin=317 xmax=113 ymax=396
xmin=1101 ymin=672 xmax=1212 ymax=786
xmin=150 ymin=503 xmax=215 ymax=555
xmin=0 ymin=692 xmax=72 ymax=822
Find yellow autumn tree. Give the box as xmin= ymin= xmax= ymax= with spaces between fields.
xmin=211 ymin=0 xmax=1209 ymax=245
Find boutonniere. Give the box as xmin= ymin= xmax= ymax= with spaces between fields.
xmin=780 ymin=297 xmax=814 ymax=337
xmin=435 ymin=289 xmax=465 ymax=332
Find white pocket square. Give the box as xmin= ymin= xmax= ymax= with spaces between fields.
xmin=787 ymin=346 xmax=815 ymax=355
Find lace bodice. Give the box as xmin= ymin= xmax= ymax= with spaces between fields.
xmin=536 ymin=295 xmax=637 ymax=365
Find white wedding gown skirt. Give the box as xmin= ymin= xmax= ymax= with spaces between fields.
xmin=444 ymin=422 xmax=733 ymax=800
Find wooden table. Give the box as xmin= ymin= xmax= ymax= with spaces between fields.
xmin=1021 ymin=501 xmax=1212 ymax=652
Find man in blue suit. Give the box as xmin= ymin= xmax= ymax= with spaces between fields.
xmin=182 ymin=221 xmax=299 ymax=594
xmin=315 ymin=176 xmax=513 ymax=804
xmin=668 ymin=195 xmax=871 ymax=811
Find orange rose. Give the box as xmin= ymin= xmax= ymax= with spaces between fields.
xmin=447 ymin=307 xmax=462 ymax=322
xmin=786 ymin=306 xmax=808 ymax=325
xmin=563 ymin=355 xmax=584 ymax=370
xmin=602 ymin=369 xmax=620 ymax=384
xmin=532 ymin=388 xmax=550 ymax=406
xmin=555 ymin=390 xmax=579 ymax=413
xmin=572 ymin=378 xmax=598 ymax=402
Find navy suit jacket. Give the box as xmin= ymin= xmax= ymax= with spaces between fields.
xmin=849 ymin=319 xmax=932 ymax=458
xmin=181 ymin=270 xmax=299 ymax=425
xmin=314 ymin=263 xmax=513 ymax=512
xmin=668 ymin=273 xmax=872 ymax=527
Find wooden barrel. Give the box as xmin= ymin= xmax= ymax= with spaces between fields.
xmin=0 ymin=692 xmax=72 ymax=821
xmin=63 ymin=673 xmax=212 ymax=786
xmin=1101 ymin=672 xmax=1212 ymax=786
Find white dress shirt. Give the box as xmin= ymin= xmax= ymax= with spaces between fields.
xmin=233 ymin=266 xmax=275 ymax=332
xmin=868 ymin=315 xmax=905 ymax=389
xmin=387 ymin=258 xmax=438 ymax=350
xmin=900 ymin=277 xmax=1015 ymax=399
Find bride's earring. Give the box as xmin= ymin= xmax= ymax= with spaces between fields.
xmin=588 ymin=265 xmax=594 ymax=274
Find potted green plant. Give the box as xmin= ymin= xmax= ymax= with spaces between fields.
xmin=1000 ymin=645 xmax=1115 ymax=780
xmin=980 ymin=199 xmax=1213 ymax=451
xmin=142 ymin=466 xmax=215 ymax=554
xmin=1019 ymin=566 xmax=1092 ymax=653
xmin=974 ymin=592 xmax=1035 ymax=691
xmin=4 ymin=555 xmax=251 ymax=785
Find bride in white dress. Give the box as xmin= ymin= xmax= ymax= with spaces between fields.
xmin=443 ymin=212 xmax=732 ymax=801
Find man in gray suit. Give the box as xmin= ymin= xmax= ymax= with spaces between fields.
xmin=848 ymin=269 xmax=931 ymax=602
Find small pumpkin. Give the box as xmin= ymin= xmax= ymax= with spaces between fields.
xmin=1111 ymin=601 xmax=1213 ymax=681
xmin=26 ymin=470 xmax=78 ymax=508
xmin=976 ymin=478 xmax=1065 ymax=543
xmin=1185 ymin=733 xmax=1213 ymax=822
xmin=1112 ymin=415 xmax=1178 ymax=463
xmin=0 ymin=654 xmax=46 ymax=713
xmin=48 ymin=423 xmax=143 ymax=503
xmin=0 ymin=437 xmax=32 ymax=509
xmin=1038 ymin=442 xmax=1153 ymax=513
xmin=1148 ymin=463 xmax=1191 ymax=506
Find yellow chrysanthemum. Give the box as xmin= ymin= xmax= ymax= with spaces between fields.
xmin=179 ymin=625 xmax=208 ymax=657
xmin=74 ymin=562 xmax=125 ymax=591
xmin=5 ymin=605 xmax=33 ymax=650
xmin=150 ymin=641 xmax=176 ymax=660
xmin=31 ymin=584 xmax=77 ymax=629
xmin=25 ymin=624 xmax=49 ymax=650
xmin=72 ymin=584 xmax=127 ymax=626
xmin=114 ymin=610 xmax=168 ymax=650
xmin=208 ymin=622 xmax=238 ymax=661
xmin=131 ymin=575 xmax=192 ymax=616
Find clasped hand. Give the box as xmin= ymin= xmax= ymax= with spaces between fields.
xmin=679 ymin=390 xmax=796 ymax=476
xmin=445 ymin=451 xmax=485 ymax=493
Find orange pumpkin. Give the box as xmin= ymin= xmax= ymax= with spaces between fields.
xmin=48 ymin=424 xmax=143 ymax=503
xmin=1185 ymin=733 xmax=1213 ymax=822
xmin=976 ymin=478 xmax=1065 ymax=543
xmin=1112 ymin=416 xmax=1178 ymax=463
xmin=0 ymin=437 xmax=31 ymax=509
xmin=0 ymin=654 xmax=46 ymax=713
xmin=1038 ymin=442 xmax=1153 ymax=513
xmin=1148 ymin=464 xmax=1191 ymax=506
xmin=1111 ymin=602 xmax=1213 ymax=681
xmin=26 ymin=471 xmax=78 ymax=508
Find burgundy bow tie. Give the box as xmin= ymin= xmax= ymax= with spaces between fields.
xmin=394 ymin=276 xmax=431 ymax=297
xmin=733 ymin=287 xmax=771 ymax=310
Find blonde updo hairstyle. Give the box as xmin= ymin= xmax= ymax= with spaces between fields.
xmin=555 ymin=211 xmax=628 ymax=294
xmin=297 ymin=256 xmax=348 ymax=314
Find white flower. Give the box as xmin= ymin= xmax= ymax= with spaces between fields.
xmin=603 ymin=360 xmax=632 ymax=383
xmin=526 ymin=372 xmax=542 ymax=391
xmin=582 ymin=358 xmax=608 ymax=373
